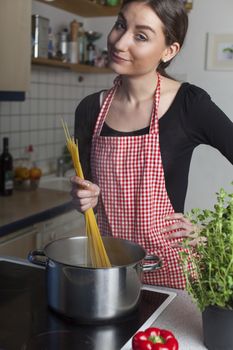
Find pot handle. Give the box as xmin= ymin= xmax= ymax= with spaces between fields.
xmin=28 ymin=249 xmax=48 ymax=267
xmin=142 ymin=254 xmax=162 ymax=272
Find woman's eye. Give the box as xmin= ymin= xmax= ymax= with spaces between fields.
xmin=135 ymin=33 xmax=148 ymax=42
xmin=114 ymin=20 xmax=125 ymax=30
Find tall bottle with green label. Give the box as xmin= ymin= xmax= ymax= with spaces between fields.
xmin=0 ymin=137 xmax=13 ymax=196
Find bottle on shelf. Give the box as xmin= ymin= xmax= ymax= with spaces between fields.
xmin=68 ymin=19 xmax=79 ymax=63
xmin=57 ymin=28 xmax=69 ymax=62
xmin=0 ymin=137 xmax=13 ymax=196
xmin=77 ymin=23 xmax=87 ymax=64
xmin=48 ymin=27 xmax=55 ymax=59
xmin=85 ymin=30 xmax=102 ymax=66
xmin=87 ymin=41 xmax=96 ymax=66
xmin=70 ymin=19 xmax=79 ymax=42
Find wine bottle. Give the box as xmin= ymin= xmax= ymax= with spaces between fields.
xmin=0 ymin=137 xmax=13 ymax=196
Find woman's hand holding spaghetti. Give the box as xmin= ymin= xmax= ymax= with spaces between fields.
xmin=70 ymin=176 xmax=100 ymax=213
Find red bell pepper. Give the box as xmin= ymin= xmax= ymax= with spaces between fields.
xmin=132 ymin=327 xmax=179 ymax=350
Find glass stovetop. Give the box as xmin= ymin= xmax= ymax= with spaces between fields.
xmin=0 ymin=258 xmax=176 ymax=350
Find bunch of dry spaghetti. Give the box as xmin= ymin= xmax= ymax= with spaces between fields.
xmin=62 ymin=120 xmax=111 ymax=268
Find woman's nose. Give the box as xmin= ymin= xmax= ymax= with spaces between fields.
xmin=114 ymin=32 xmax=130 ymax=51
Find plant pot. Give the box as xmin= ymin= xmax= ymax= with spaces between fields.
xmin=202 ymin=305 xmax=233 ymax=350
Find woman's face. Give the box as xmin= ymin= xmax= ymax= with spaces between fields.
xmin=107 ymin=2 xmax=174 ymax=76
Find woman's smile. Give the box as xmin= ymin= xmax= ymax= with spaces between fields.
xmin=110 ymin=50 xmax=131 ymax=63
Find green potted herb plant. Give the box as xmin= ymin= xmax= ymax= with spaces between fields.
xmin=180 ymin=186 xmax=233 ymax=350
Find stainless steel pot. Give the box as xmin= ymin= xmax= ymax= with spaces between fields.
xmin=28 ymin=236 xmax=162 ymax=323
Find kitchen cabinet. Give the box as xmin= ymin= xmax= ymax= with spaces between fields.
xmin=36 ymin=210 xmax=86 ymax=249
xmin=0 ymin=210 xmax=85 ymax=258
xmin=36 ymin=0 xmax=121 ymax=17
xmin=0 ymin=0 xmax=31 ymax=95
xmin=0 ymin=225 xmax=38 ymax=259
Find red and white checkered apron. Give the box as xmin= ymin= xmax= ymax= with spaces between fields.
xmin=91 ymin=74 xmax=186 ymax=289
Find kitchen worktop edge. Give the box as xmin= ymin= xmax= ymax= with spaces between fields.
xmin=0 ymin=200 xmax=73 ymax=237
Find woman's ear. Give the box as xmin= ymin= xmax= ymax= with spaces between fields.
xmin=162 ymin=42 xmax=180 ymax=63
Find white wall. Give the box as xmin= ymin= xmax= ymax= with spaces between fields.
xmin=167 ymin=0 xmax=233 ymax=211
xmin=89 ymin=0 xmax=233 ymax=211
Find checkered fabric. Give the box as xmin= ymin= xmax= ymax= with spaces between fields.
xmin=91 ymin=74 xmax=187 ymax=289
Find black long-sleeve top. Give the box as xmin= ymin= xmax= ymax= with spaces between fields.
xmin=74 ymin=83 xmax=233 ymax=213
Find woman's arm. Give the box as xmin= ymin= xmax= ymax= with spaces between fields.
xmin=184 ymin=89 xmax=233 ymax=164
xmin=74 ymin=92 xmax=101 ymax=181
xmin=161 ymin=87 xmax=233 ymax=245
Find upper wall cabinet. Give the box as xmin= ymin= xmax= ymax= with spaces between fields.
xmin=0 ymin=0 xmax=31 ymax=98
xmin=36 ymin=0 xmax=121 ymax=17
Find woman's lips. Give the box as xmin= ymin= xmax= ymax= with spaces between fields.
xmin=110 ymin=51 xmax=130 ymax=63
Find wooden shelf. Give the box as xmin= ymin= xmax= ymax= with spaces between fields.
xmin=36 ymin=0 xmax=121 ymax=17
xmin=31 ymin=57 xmax=112 ymax=74
xmin=32 ymin=57 xmax=70 ymax=69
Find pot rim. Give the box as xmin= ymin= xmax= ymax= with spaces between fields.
xmin=43 ymin=235 xmax=147 ymax=270
xmin=47 ymin=257 xmax=143 ymax=270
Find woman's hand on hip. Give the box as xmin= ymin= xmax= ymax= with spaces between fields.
xmin=161 ymin=213 xmax=203 ymax=247
xmin=70 ymin=176 xmax=100 ymax=213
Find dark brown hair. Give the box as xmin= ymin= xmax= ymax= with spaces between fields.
xmin=121 ymin=0 xmax=188 ymax=77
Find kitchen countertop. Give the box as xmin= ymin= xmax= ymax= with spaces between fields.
xmin=151 ymin=287 xmax=207 ymax=350
xmin=0 ymin=188 xmax=73 ymax=236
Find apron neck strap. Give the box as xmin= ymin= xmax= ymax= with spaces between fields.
xmin=94 ymin=73 xmax=161 ymax=137
xmin=149 ymin=72 xmax=161 ymax=135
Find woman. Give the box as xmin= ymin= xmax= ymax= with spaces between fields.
xmin=71 ymin=0 xmax=233 ymax=288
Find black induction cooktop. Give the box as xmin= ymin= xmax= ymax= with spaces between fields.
xmin=0 ymin=258 xmax=176 ymax=350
